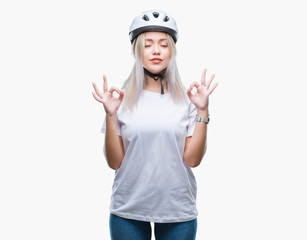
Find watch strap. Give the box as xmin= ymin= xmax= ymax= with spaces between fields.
xmin=195 ymin=115 xmax=210 ymax=124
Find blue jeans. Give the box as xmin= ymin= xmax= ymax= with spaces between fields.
xmin=109 ymin=213 xmax=197 ymax=240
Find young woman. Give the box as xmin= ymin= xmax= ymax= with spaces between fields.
xmin=92 ymin=9 xmax=218 ymax=240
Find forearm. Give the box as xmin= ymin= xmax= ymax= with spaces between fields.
xmin=183 ymin=109 xmax=208 ymax=167
xmin=104 ymin=113 xmax=125 ymax=170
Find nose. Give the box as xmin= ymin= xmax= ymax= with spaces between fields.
xmin=152 ymin=44 xmax=160 ymax=55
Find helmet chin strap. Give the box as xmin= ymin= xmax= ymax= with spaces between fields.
xmin=143 ymin=68 xmax=167 ymax=94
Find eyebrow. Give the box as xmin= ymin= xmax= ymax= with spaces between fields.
xmin=144 ymin=39 xmax=168 ymax=42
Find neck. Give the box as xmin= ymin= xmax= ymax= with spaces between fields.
xmin=143 ymin=68 xmax=167 ymax=94
xmin=143 ymin=68 xmax=167 ymax=80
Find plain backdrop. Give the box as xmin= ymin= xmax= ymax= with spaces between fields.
xmin=1 ymin=0 xmax=306 ymax=239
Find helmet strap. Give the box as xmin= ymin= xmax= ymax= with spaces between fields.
xmin=143 ymin=68 xmax=167 ymax=94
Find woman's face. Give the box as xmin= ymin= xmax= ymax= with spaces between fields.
xmin=142 ymin=32 xmax=171 ymax=74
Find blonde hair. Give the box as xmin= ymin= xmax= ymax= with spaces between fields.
xmin=122 ymin=32 xmax=186 ymax=110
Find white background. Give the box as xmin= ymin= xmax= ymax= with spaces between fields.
xmin=1 ymin=0 xmax=306 ymax=239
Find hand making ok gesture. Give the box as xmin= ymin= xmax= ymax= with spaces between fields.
xmin=92 ymin=75 xmax=124 ymax=116
xmin=187 ymin=68 xmax=218 ymax=111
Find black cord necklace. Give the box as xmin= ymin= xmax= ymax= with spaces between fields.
xmin=144 ymin=68 xmax=167 ymax=94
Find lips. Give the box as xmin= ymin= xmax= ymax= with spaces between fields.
xmin=151 ymin=58 xmax=162 ymax=63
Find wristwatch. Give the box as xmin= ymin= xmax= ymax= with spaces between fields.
xmin=195 ymin=115 xmax=210 ymax=124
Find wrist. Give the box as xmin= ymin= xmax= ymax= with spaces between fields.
xmin=197 ymin=108 xmax=209 ymax=117
xmin=106 ymin=112 xmax=117 ymax=119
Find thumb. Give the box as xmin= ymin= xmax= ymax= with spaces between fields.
xmin=119 ymin=90 xmax=125 ymax=100
xmin=186 ymin=88 xmax=192 ymax=98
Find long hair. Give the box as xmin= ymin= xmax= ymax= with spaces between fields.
xmin=122 ymin=32 xmax=187 ymax=110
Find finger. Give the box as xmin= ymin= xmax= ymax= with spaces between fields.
xmin=201 ymin=68 xmax=207 ymax=86
xmin=103 ymin=75 xmax=108 ymax=93
xmin=208 ymin=82 xmax=219 ymax=95
xmin=118 ymin=90 xmax=125 ymax=100
xmin=186 ymin=88 xmax=194 ymax=100
xmin=207 ymin=74 xmax=215 ymax=89
xmin=186 ymin=88 xmax=191 ymax=96
xmin=108 ymin=86 xmax=122 ymax=96
xmin=92 ymin=82 xmax=103 ymax=98
xmin=189 ymin=81 xmax=200 ymax=90
xmin=92 ymin=92 xmax=103 ymax=103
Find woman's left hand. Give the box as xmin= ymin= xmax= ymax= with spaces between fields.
xmin=187 ymin=68 xmax=218 ymax=111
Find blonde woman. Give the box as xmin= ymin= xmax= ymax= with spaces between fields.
xmin=92 ymin=9 xmax=218 ymax=240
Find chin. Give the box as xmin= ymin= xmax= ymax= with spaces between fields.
xmin=146 ymin=65 xmax=167 ymax=74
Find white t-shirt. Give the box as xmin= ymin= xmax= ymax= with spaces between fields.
xmin=101 ymin=90 xmax=198 ymax=223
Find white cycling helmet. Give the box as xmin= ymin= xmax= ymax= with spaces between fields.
xmin=129 ymin=9 xmax=178 ymax=43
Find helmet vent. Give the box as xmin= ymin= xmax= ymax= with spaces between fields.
xmin=163 ymin=16 xmax=169 ymax=22
xmin=152 ymin=12 xmax=159 ymax=18
xmin=142 ymin=15 xmax=149 ymax=21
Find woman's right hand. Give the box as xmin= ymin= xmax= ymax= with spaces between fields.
xmin=92 ymin=75 xmax=124 ymax=116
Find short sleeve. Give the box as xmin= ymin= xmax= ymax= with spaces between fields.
xmin=187 ymin=102 xmax=197 ymax=137
xmin=100 ymin=116 xmax=122 ymax=136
